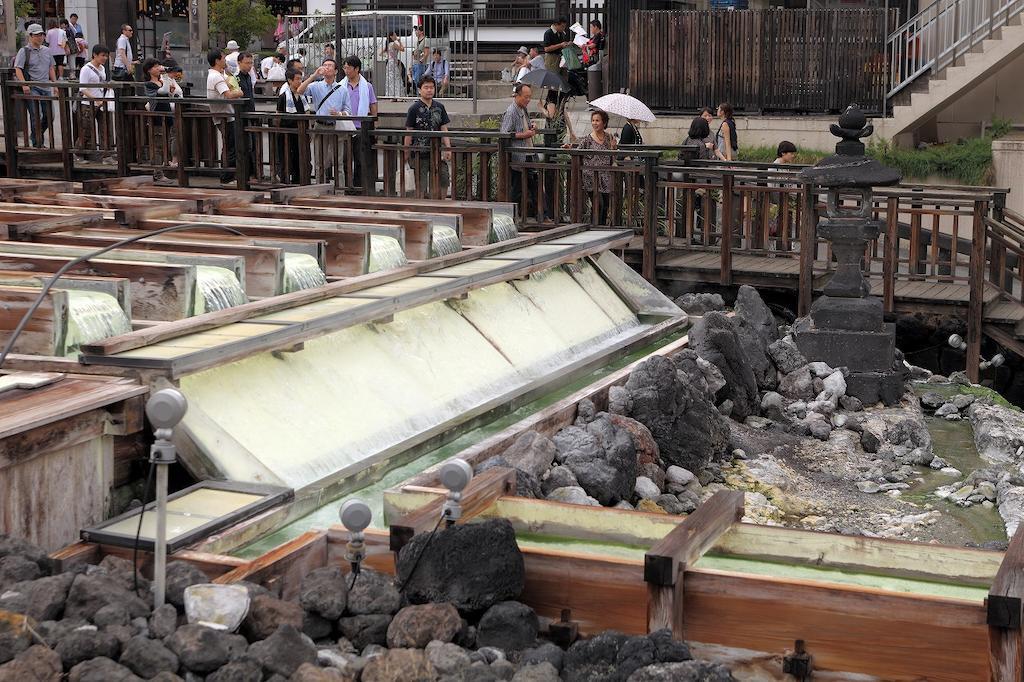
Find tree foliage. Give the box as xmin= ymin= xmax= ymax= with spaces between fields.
xmin=210 ymin=0 xmax=276 ymax=50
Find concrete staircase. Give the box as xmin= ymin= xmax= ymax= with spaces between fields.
xmin=882 ymin=0 xmax=1024 ymax=142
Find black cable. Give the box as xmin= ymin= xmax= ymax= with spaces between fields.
xmin=396 ymin=511 xmax=447 ymax=593
xmin=348 ymin=565 xmax=359 ymax=592
xmin=0 ymin=222 xmax=247 ymax=370
xmin=133 ymin=460 xmax=156 ymax=597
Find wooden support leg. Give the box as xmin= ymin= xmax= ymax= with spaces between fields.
xmin=988 ymin=523 xmax=1024 ymax=679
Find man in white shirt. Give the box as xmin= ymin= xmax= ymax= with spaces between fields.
xmin=225 ymin=39 xmax=240 ymax=75
xmin=113 ymin=24 xmax=136 ymax=81
xmin=206 ymin=48 xmax=244 ymax=183
xmin=297 ymin=58 xmax=349 ymax=183
xmin=77 ymin=44 xmax=112 ymax=162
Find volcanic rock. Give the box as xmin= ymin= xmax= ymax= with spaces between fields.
xmin=689 ymin=312 xmax=760 ymax=420
xmin=361 ymin=648 xmax=435 ymax=682
xmin=732 ymin=286 xmax=780 ymax=390
xmin=64 ymin=574 xmax=150 ymax=623
xmin=541 ymin=466 xmax=579 ymax=496
xmin=247 ymin=624 xmax=316 ymax=678
xmin=673 ymin=293 xmax=724 ymax=315
xmin=768 ymin=337 xmax=807 ymax=374
xmin=396 ymin=519 xmax=524 ymax=612
xmin=606 ymin=414 xmax=660 ymax=467
xmin=779 ymin=366 xmax=815 ymax=402
xmin=626 ymin=660 xmax=737 ymax=682
xmin=67 ymin=657 xmax=142 ymax=682
xmin=166 ymin=624 xmax=232 ymax=673
xmin=425 ymin=640 xmax=471 ymax=677
xmin=512 ymin=661 xmax=561 ymax=682
xmin=622 ymin=355 xmax=730 ymax=473
xmin=241 ymin=595 xmax=303 ymax=642
xmin=148 ymin=604 xmax=178 ymax=640
xmin=672 ymin=349 xmax=727 ymax=401
xmin=500 ymin=431 xmax=558 ymax=479
xmin=476 ymin=601 xmax=539 ymax=651
xmin=164 ymin=562 xmax=207 ymax=610
xmin=545 ymin=486 xmax=600 ymax=506
xmin=345 ymin=569 xmax=400 ymax=616
xmin=119 ymin=635 xmax=179 ymax=678
xmin=553 ymin=414 xmax=637 ymax=505
xmin=300 ymin=566 xmax=348 ymax=620
xmin=337 ymin=615 xmax=391 ymax=651
xmin=387 ymin=603 xmax=461 ymax=648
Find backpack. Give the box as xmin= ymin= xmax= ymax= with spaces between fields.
xmin=582 ymin=40 xmax=599 ymax=67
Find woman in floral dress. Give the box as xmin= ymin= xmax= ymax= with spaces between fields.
xmin=381 ymin=32 xmax=405 ymax=100
xmin=567 ymin=110 xmax=617 ymax=225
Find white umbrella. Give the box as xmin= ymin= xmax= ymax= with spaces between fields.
xmin=587 ymin=93 xmax=656 ymax=122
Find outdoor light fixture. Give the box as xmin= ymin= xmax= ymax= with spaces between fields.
xmin=439 ymin=459 xmax=474 ymax=527
xmin=948 ymin=334 xmax=967 ymax=351
xmin=340 ymin=499 xmax=372 ymax=579
xmin=981 ymin=354 xmax=1006 ymax=370
xmin=146 ymin=388 xmax=189 ymax=609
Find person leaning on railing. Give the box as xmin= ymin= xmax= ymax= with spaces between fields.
xmin=143 ymin=57 xmax=182 ymax=179
xmin=564 ymin=109 xmax=617 ymax=226
xmin=76 ymin=44 xmax=114 ymax=164
xmin=403 ymin=74 xmax=451 ymax=198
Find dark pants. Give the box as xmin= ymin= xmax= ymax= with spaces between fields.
xmin=588 ymin=192 xmax=609 ymax=226
xmin=27 ymin=87 xmax=51 ymax=148
xmin=277 ymin=127 xmax=307 ymax=184
xmin=217 ymin=120 xmax=237 ymax=183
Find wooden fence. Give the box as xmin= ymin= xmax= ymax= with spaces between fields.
xmin=629 ymin=8 xmax=892 ymax=114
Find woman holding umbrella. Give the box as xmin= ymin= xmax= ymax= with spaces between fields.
xmin=588 ymin=93 xmax=655 ymax=146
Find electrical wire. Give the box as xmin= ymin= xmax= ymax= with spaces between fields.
xmin=0 ymin=222 xmax=246 ymax=370
xmin=133 ymin=460 xmax=157 ymax=597
xmin=396 ymin=511 xmax=447 ymax=593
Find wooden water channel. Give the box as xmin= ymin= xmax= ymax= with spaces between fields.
xmin=0 ymin=179 xmax=1022 ymax=678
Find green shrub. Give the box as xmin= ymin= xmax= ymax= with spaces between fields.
xmin=210 ymin=0 xmax=276 ymax=51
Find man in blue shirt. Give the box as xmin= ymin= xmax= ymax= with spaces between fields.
xmin=427 ymin=49 xmax=449 ymax=96
xmin=298 ymin=58 xmax=349 ymax=183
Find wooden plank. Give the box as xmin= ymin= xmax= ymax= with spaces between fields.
xmin=684 ymin=568 xmax=989 ymax=681
xmin=644 ymin=490 xmax=744 ymax=639
xmin=989 ymin=524 xmax=1024 ymax=680
xmin=389 ymin=467 xmax=516 ymax=552
xmin=519 ymin=547 xmax=648 ymax=636
xmin=79 ymin=225 xmax=601 ymax=359
xmin=0 ymin=285 xmax=65 ymax=356
xmin=0 ymin=375 xmax=146 ymax=440
xmin=967 ymin=201 xmax=988 ymax=382
xmin=213 ymin=530 xmax=328 ymax=601
xmin=6 ymin=212 xmax=107 ymax=239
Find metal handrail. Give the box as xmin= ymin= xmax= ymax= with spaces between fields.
xmin=886 ymin=0 xmax=1024 ymax=99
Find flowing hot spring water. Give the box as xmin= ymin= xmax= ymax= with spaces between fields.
xmin=431 ymin=225 xmax=462 ymax=257
xmin=177 ymin=259 xmax=647 ymax=491
xmin=192 ymin=266 xmax=248 ymax=315
xmin=490 ymin=213 xmax=518 ymax=242
xmin=62 ymin=290 xmax=132 ymax=356
xmin=368 ymin=235 xmax=409 ymax=273
xmin=283 ymin=253 xmax=327 ymax=293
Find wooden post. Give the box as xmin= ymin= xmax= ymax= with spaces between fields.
xmin=644 ymin=489 xmax=744 ymax=639
xmin=233 ymin=103 xmax=248 ymax=191
xmin=358 ymin=119 xmax=376 ymax=196
xmin=988 ymin=524 xmax=1024 ymax=679
xmin=298 ymin=120 xmax=310 ymax=187
xmin=113 ymin=88 xmax=128 ymax=178
xmin=174 ymin=105 xmax=187 ymax=187
xmin=882 ymin=196 xmax=898 ymax=314
xmin=966 ymin=199 xmax=988 ymax=384
xmin=797 ymin=182 xmax=816 ymax=318
xmin=57 ymin=86 xmax=72 ymax=181
xmin=720 ymin=173 xmax=734 ymax=286
xmin=2 ymin=73 xmax=19 ymax=179
xmin=642 ymin=154 xmax=658 ymax=282
xmin=430 ymin=137 xmax=442 ymax=200
xmin=496 ymin=136 xmax=510 ymax=203
xmin=388 ymin=467 xmax=516 ymax=553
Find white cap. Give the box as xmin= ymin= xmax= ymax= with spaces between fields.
xmin=226 ymin=40 xmax=239 ymax=51
xmin=27 ymin=23 xmax=43 ymax=35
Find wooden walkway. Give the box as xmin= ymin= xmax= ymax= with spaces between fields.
xmin=623 ymin=243 xmax=1024 ymax=355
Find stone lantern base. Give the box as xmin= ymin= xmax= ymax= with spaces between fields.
xmin=793 ymin=316 xmax=906 ymax=406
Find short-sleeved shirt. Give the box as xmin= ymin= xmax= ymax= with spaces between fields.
xmin=307 ymin=78 xmax=349 ymax=117
xmin=14 ymin=45 xmax=55 ymax=88
xmin=542 ymin=27 xmax=568 ymax=70
xmin=114 ymin=34 xmax=133 ymax=68
xmin=68 ymin=21 xmax=83 ymax=38
xmin=45 ymin=28 xmax=66 ymax=56
xmin=344 ymin=79 xmax=376 ymax=129
xmin=500 ymin=102 xmax=534 ymax=161
xmin=427 ymin=58 xmax=449 ymax=82
xmin=414 ymin=37 xmax=429 ymax=64
xmin=260 ymin=55 xmax=275 ymax=79
xmin=206 ymin=68 xmax=233 ymax=117
xmin=404 ymin=98 xmax=450 ymax=151
xmin=79 ymin=62 xmax=110 ymax=102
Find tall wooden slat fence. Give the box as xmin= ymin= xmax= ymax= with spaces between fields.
xmin=629 ymin=9 xmax=892 ymax=114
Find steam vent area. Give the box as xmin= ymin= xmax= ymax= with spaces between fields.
xmin=4 ymin=176 xmax=1024 ymax=681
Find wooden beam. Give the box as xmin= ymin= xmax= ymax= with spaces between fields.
xmin=644 ymin=490 xmax=744 ymax=639
xmin=80 ymin=224 xmax=585 ymax=356
xmin=966 ymin=200 xmax=988 ymax=383
xmin=80 ymin=175 xmax=155 ymax=194
xmin=6 ymin=213 xmax=107 ymax=240
xmin=388 ymin=467 xmax=516 ymax=552
xmin=213 ymin=530 xmax=328 ymax=601
xmin=798 ymin=183 xmax=816 ymax=317
xmin=988 ymin=524 xmax=1024 ymax=679
xmin=269 ymin=184 xmax=334 ymax=203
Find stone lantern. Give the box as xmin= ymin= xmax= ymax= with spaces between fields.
xmin=794 ymin=104 xmax=905 ymax=405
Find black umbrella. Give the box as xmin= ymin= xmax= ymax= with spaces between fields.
xmin=519 ymin=69 xmax=572 ymax=93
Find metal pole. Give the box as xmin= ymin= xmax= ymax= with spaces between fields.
xmin=472 ymin=13 xmax=478 ymax=114
xmin=883 ymin=0 xmax=890 ymax=116
xmin=154 ymin=461 xmax=169 ymax=607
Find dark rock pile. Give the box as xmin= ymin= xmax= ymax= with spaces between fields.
xmin=0 ymin=527 xmax=737 ymax=682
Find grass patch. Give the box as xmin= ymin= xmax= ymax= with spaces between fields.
xmin=736 ymin=118 xmax=1013 ymax=186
